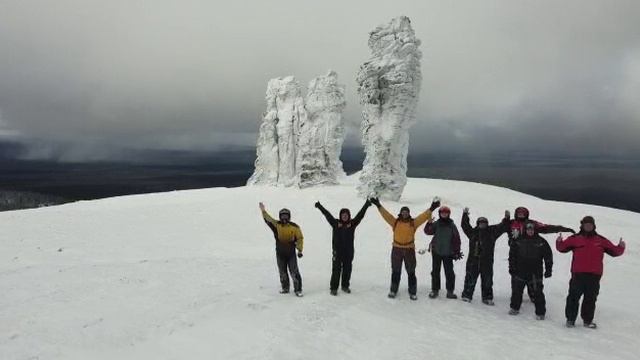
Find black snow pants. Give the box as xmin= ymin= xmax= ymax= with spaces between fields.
xmin=390 ymin=247 xmax=417 ymax=295
xmin=276 ymin=251 xmax=302 ymax=292
xmin=511 ymin=273 xmax=546 ymax=315
xmin=330 ymin=250 xmax=354 ymax=291
xmin=431 ymin=251 xmax=455 ymax=292
xmin=565 ymin=273 xmax=601 ymax=324
xmin=461 ymin=256 xmax=494 ymax=300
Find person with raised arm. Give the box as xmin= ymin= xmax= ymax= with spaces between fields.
xmin=423 ymin=206 xmax=463 ymax=299
xmin=369 ymin=196 xmax=441 ymax=300
xmin=259 ymin=202 xmax=305 ymax=297
xmin=556 ymin=216 xmax=626 ymax=329
xmin=315 ymin=199 xmax=372 ymax=295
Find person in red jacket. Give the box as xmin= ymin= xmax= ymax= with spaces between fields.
xmin=556 ymin=216 xmax=626 ymax=329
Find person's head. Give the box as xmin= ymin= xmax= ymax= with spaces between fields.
xmin=515 ymin=207 xmax=530 ymax=221
xmin=525 ymin=221 xmax=536 ymax=237
xmin=279 ymin=208 xmax=291 ymax=223
xmin=439 ymin=206 xmax=451 ymax=219
xmin=399 ymin=206 xmax=411 ymax=220
xmin=477 ymin=217 xmax=489 ymax=230
xmin=580 ymin=216 xmax=596 ymax=234
xmin=339 ymin=208 xmax=351 ymax=222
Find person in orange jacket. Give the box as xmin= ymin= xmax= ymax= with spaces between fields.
xmin=369 ymin=196 xmax=441 ymax=300
xmin=259 ymin=202 xmax=304 ymax=297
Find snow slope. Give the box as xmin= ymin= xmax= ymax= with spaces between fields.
xmin=1 ymin=176 xmax=638 ymax=360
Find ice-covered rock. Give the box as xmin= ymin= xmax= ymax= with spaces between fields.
xmin=247 ymin=76 xmax=306 ymax=186
xmin=356 ymin=16 xmax=422 ymax=201
xmin=297 ymin=70 xmax=347 ymax=188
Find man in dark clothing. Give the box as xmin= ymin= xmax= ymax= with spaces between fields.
xmin=259 ymin=202 xmax=305 ymax=297
xmin=315 ymin=200 xmax=372 ymax=295
xmin=556 ymin=216 xmax=626 ymax=329
xmin=423 ymin=206 xmax=463 ymax=299
xmin=508 ymin=222 xmax=553 ymax=319
xmin=460 ymin=208 xmax=510 ymax=305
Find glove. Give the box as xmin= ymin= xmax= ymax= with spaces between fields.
xmin=544 ymin=270 xmax=552 ymax=278
xmin=365 ymin=199 xmax=372 ymax=207
xmin=297 ymin=252 xmax=303 ymax=258
xmin=509 ymin=269 xmax=515 ymax=276
xmin=314 ymin=201 xmax=321 ymax=209
xmin=463 ymin=207 xmax=469 ymax=215
xmin=453 ymin=252 xmax=464 ymax=261
xmin=430 ymin=197 xmax=441 ymax=211
xmin=369 ymin=197 xmax=381 ymax=208
xmin=504 ymin=210 xmax=511 ymax=220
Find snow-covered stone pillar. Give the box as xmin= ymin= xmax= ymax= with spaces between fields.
xmin=248 ymin=76 xmax=306 ymax=186
xmin=297 ymin=70 xmax=347 ymax=187
xmin=356 ymin=16 xmax=422 ymax=201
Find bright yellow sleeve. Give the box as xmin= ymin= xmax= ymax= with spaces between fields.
xmin=378 ymin=206 xmax=397 ymax=227
xmin=414 ymin=209 xmax=433 ymax=227
xmin=262 ymin=210 xmax=277 ymax=224
xmin=295 ymin=227 xmax=304 ymax=252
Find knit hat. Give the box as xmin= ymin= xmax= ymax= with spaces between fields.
xmin=581 ymin=216 xmax=595 ymax=225
xmin=477 ymin=217 xmax=489 ymax=225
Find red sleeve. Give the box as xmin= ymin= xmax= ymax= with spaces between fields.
xmin=556 ymin=234 xmax=576 ymax=253
xmin=601 ymin=236 xmax=625 ymax=257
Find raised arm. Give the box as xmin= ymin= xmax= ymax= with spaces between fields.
xmin=259 ymin=202 xmax=277 ymax=225
xmin=538 ymin=223 xmax=575 ymax=235
xmin=489 ymin=211 xmax=511 ymax=238
xmin=461 ymin=208 xmax=473 ymax=238
xmin=415 ymin=197 xmax=441 ymax=227
xmin=352 ymin=200 xmax=372 ymax=227
xmin=602 ymin=236 xmax=626 ymax=257
xmin=315 ymin=201 xmax=337 ymax=227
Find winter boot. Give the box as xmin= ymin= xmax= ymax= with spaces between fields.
xmin=482 ymin=299 xmax=495 ymax=306
xmin=330 ymin=289 xmax=338 ymax=296
xmin=446 ymin=291 xmax=458 ymax=299
xmin=584 ymin=322 xmax=598 ymax=329
xmin=508 ymin=308 xmax=520 ymax=315
xmin=566 ymin=320 xmax=576 ymax=328
xmin=341 ymin=287 xmax=351 ymax=294
xmin=410 ymin=294 xmax=418 ymax=301
xmin=428 ymin=290 xmax=439 ymax=299
xmin=295 ymin=291 xmax=304 ymax=297
xmin=388 ymin=291 xmax=397 ymax=299
xmin=461 ymin=296 xmax=472 ymax=303
xmin=536 ymin=315 xmax=545 ymax=321
xmin=279 ymin=289 xmax=290 ymax=294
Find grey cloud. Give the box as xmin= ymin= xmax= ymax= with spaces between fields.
xmin=0 ymin=0 xmax=639 ymax=160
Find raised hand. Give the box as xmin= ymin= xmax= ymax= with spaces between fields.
xmin=556 ymin=234 xmax=564 ymax=243
xmin=259 ymin=202 xmax=266 ymax=211
xmin=369 ymin=197 xmax=381 ymax=208
xmin=463 ymin=207 xmax=470 ymax=215
xmin=314 ymin=201 xmax=321 ymax=209
xmin=430 ymin=197 xmax=441 ymax=211
xmin=619 ymin=238 xmax=626 ymax=248
xmin=504 ymin=210 xmax=511 ymax=219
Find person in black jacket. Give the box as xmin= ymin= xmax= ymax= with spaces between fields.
xmin=460 ymin=208 xmax=510 ymax=305
xmin=508 ymin=221 xmax=553 ymax=320
xmin=315 ymin=200 xmax=372 ymax=295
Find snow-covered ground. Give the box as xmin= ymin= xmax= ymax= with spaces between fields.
xmin=1 ymin=176 xmax=637 ymax=359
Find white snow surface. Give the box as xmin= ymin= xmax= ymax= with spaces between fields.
xmin=1 ymin=176 xmax=638 ymax=360
xmin=357 ymin=16 xmax=422 ymax=201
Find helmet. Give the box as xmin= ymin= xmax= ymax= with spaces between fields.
xmin=439 ymin=206 xmax=451 ymax=214
xmin=279 ymin=208 xmax=291 ymax=217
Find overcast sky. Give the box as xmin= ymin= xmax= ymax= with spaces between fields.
xmin=0 ymin=0 xmax=639 ymax=161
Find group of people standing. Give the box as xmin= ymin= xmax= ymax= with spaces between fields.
xmin=259 ymin=197 xmax=626 ymax=329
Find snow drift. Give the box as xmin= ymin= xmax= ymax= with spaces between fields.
xmin=1 ymin=176 xmax=638 ymax=359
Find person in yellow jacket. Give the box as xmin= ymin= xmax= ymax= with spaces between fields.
xmin=259 ymin=202 xmax=304 ymax=297
xmin=369 ymin=196 xmax=441 ymax=300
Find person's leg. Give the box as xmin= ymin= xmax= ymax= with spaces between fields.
xmin=276 ymin=253 xmax=290 ymax=291
xmin=431 ymin=252 xmax=443 ymax=291
xmin=531 ymin=277 xmax=546 ymax=316
xmin=461 ymin=258 xmax=480 ymax=299
xmin=565 ymin=274 xmax=585 ymax=322
xmin=341 ymin=252 xmax=354 ymax=290
xmin=580 ymin=274 xmax=602 ymax=324
xmin=480 ymin=260 xmax=495 ymax=301
xmin=442 ymin=256 xmax=456 ymax=292
xmin=405 ymin=248 xmax=418 ymax=295
xmin=510 ymin=275 xmax=526 ymax=311
xmin=390 ymin=247 xmax=402 ymax=293
xmin=330 ymin=251 xmax=341 ymax=291
xmin=287 ymin=253 xmax=302 ymax=293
